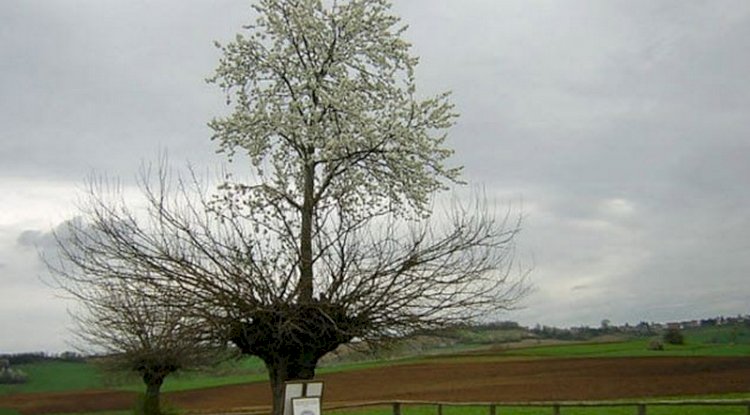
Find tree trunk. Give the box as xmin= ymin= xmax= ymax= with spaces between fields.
xmin=265 ymin=353 xmax=318 ymax=415
xmin=298 ymin=155 xmax=315 ymax=303
xmin=141 ymin=372 xmax=166 ymax=415
xmin=228 ymin=303 xmax=361 ymax=415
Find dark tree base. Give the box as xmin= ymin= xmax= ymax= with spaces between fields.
xmin=229 ymin=301 xmax=365 ymax=415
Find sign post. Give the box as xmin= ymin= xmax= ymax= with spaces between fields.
xmin=283 ymin=381 xmax=324 ymax=415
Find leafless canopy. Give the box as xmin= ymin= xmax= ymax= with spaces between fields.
xmin=51 ymin=165 xmax=527 ymax=350
xmin=49 ymin=198 xmax=224 ymax=415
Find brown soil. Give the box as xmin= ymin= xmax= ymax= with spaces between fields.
xmin=2 ymin=357 xmax=749 ymax=414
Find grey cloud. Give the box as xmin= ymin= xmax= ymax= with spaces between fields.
xmin=15 ymin=217 xmax=87 ymax=255
xmin=407 ymin=2 xmax=750 ymax=327
xmin=1 ymin=0 xmax=246 ymax=181
xmin=11 ymin=221 xmax=93 ymax=292
xmin=16 ymin=226 xmax=60 ymax=250
xmin=2 ymin=0 xmax=750 ymax=351
xmin=412 ymin=2 xmax=750 ymax=205
xmin=16 ymin=230 xmax=44 ymax=248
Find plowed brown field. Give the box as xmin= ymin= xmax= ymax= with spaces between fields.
xmin=2 ymin=357 xmax=749 ymax=414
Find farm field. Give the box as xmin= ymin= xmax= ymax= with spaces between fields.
xmin=1 ymin=325 xmax=749 ymax=414
xmin=1 ymin=354 xmax=749 ymax=413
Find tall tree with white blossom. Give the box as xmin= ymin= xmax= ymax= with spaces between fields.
xmin=51 ymin=1 xmax=528 ymax=414
xmin=209 ymin=0 xmax=461 ymax=307
xmin=207 ymin=0 xmax=527 ymax=409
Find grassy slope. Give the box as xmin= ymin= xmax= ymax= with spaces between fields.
xmin=422 ymin=324 xmax=750 ymax=364
xmin=0 ymin=361 xmax=102 ymax=395
xmin=156 ymin=356 xmax=413 ymax=393
xmin=0 ymin=356 xmax=407 ymax=396
xmin=499 ymin=338 xmax=750 ymax=359
xmin=685 ymin=324 xmax=750 ymax=344
xmin=149 ymin=356 xmax=267 ymax=393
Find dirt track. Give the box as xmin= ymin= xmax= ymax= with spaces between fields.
xmin=2 ymin=357 xmax=749 ymax=414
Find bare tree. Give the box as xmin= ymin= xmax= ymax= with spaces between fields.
xmin=49 ymin=216 xmax=222 ymax=415
xmin=52 ymin=162 xmax=526 ymax=415
xmin=51 ymin=1 xmax=530 ymax=414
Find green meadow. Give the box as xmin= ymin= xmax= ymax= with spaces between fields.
xmin=499 ymin=338 xmax=750 ymax=359
xmin=0 ymin=361 xmax=102 ymax=395
xmin=0 ymin=354 xmax=415 ymax=396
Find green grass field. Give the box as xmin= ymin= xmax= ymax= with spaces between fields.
xmin=498 ymin=338 xmax=750 ymax=359
xmin=422 ymin=325 xmax=750 ymax=364
xmin=684 ymin=324 xmax=750 ymax=345
xmin=0 ymin=354 xmax=415 ymax=397
xmin=0 ymin=361 xmax=102 ymax=395
xmin=154 ymin=354 xmax=410 ymax=393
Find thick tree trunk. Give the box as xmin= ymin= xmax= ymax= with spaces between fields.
xmin=267 ymin=360 xmax=287 ymax=415
xmin=229 ymin=303 xmax=362 ymax=415
xmin=265 ymin=353 xmax=318 ymax=415
xmin=141 ymin=372 xmax=166 ymax=415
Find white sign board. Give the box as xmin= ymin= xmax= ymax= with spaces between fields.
xmin=292 ymin=397 xmax=321 ymax=415
xmin=283 ymin=381 xmax=324 ymax=415
xmin=283 ymin=383 xmax=305 ymax=415
xmin=305 ymin=382 xmax=323 ymax=397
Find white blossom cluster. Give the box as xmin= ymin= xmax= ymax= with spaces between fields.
xmin=208 ymin=0 xmax=461 ymax=226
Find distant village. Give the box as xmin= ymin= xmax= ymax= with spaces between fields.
xmin=657 ymin=315 xmax=750 ymax=330
xmin=526 ymin=314 xmax=750 ymax=341
xmin=606 ymin=314 xmax=750 ymax=332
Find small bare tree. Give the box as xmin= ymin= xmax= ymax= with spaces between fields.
xmin=50 ymin=219 xmax=222 ymax=415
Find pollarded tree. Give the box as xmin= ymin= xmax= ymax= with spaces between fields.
xmin=207 ymin=0 xmax=527 ymax=409
xmin=50 ymin=225 xmax=221 ymax=415
xmin=50 ymin=1 xmax=529 ymax=414
xmin=54 ymin=164 xmax=526 ymax=415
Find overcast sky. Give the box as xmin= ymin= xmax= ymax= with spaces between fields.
xmin=2 ymin=0 xmax=749 ymax=353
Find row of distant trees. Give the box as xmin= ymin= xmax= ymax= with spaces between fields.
xmin=697 ymin=316 xmax=750 ymax=327
xmin=497 ymin=315 xmax=750 ymax=342
xmin=528 ymin=322 xmax=649 ymax=341
xmin=0 ymin=351 xmax=85 ymax=365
